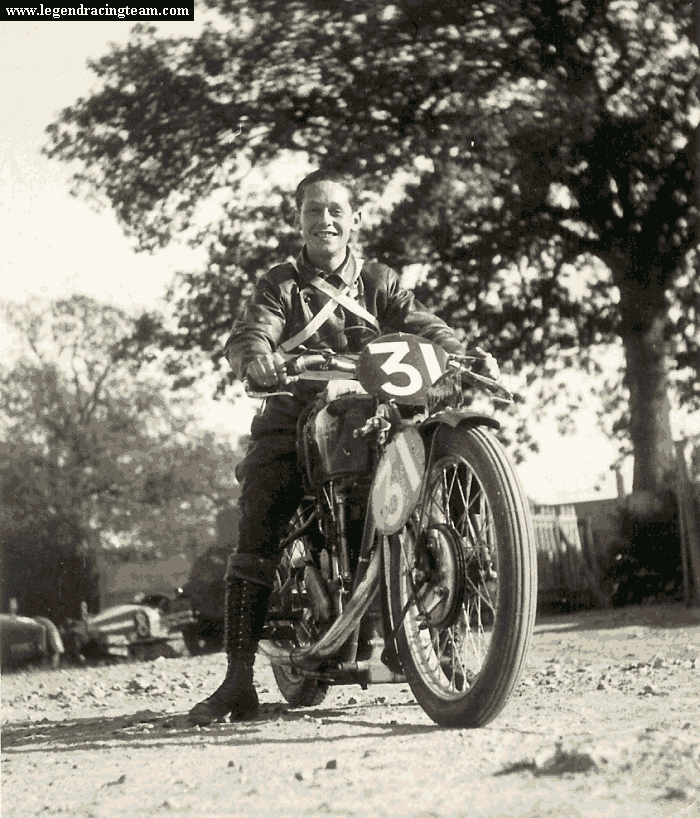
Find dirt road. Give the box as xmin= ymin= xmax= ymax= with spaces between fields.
xmin=3 ymin=605 xmax=700 ymax=817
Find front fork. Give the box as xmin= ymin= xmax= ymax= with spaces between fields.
xmin=375 ymin=427 xmax=443 ymax=667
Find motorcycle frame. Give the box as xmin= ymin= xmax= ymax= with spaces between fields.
xmin=259 ymin=396 xmax=503 ymax=685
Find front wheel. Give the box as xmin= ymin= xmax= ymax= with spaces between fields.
xmin=390 ymin=425 xmax=537 ymax=728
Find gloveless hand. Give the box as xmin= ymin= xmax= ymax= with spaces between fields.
xmin=246 ymin=353 xmax=289 ymax=388
xmin=472 ymin=347 xmax=500 ymax=381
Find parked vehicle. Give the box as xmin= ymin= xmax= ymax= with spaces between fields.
xmin=177 ymin=546 xmax=228 ymax=655
xmin=249 ymin=332 xmax=537 ymax=728
xmin=0 ymin=609 xmax=64 ymax=670
xmin=62 ymin=592 xmax=196 ymax=662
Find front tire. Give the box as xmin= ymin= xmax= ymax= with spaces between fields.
xmin=390 ymin=425 xmax=537 ymax=728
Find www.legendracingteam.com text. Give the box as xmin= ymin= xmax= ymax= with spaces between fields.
xmin=4 ymin=2 xmax=193 ymax=19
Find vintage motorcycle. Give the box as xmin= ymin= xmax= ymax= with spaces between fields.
xmin=247 ymin=333 xmax=537 ymax=728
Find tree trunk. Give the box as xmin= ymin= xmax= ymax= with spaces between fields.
xmin=622 ymin=313 xmax=676 ymax=493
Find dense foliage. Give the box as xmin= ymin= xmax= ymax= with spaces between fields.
xmin=0 ymin=296 xmax=242 ymax=563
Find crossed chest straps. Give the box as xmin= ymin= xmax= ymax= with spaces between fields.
xmin=279 ymin=259 xmax=380 ymax=354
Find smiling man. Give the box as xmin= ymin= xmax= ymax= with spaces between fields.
xmin=299 ymin=175 xmax=361 ymax=270
xmin=187 ymin=168 xmax=496 ymax=726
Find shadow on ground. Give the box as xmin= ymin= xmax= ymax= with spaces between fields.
xmin=1 ymin=701 xmax=446 ymax=755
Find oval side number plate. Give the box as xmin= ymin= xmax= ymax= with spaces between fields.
xmin=371 ymin=427 xmax=425 ymax=534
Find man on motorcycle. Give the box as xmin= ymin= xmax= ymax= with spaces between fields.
xmin=188 ymin=169 xmax=497 ymax=725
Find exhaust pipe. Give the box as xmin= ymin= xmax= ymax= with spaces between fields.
xmin=258 ymin=549 xmax=380 ymax=666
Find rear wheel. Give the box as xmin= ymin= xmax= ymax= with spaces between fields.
xmin=272 ymin=658 xmax=330 ymax=708
xmin=269 ymin=531 xmax=330 ymax=708
xmin=390 ymin=425 xmax=537 ymax=728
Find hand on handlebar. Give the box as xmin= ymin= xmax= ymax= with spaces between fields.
xmin=245 ymin=353 xmax=289 ymax=389
xmin=244 ymin=350 xmax=359 ymax=397
xmin=470 ymin=347 xmax=500 ymax=382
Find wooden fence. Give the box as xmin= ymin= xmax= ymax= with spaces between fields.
xmin=675 ymin=438 xmax=700 ymax=607
xmin=532 ymin=436 xmax=700 ymax=610
xmin=531 ymin=503 xmax=611 ymax=608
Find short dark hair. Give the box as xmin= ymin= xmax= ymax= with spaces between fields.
xmin=294 ymin=169 xmax=362 ymax=212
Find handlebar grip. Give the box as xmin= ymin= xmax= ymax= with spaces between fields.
xmin=285 ymin=353 xmax=357 ymax=376
xmin=285 ymin=354 xmax=327 ymax=376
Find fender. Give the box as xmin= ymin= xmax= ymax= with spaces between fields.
xmin=419 ymin=408 xmax=500 ymax=436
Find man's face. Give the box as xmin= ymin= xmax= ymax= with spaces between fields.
xmin=297 ymin=181 xmax=361 ymax=264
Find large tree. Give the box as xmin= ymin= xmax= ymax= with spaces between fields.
xmin=44 ymin=0 xmax=700 ymax=492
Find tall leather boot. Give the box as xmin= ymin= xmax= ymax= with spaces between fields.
xmin=188 ymin=576 xmax=271 ymax=725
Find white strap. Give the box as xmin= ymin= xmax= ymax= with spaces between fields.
xmin=280 ymin=258 xmax=377 ymax=353
xmin=280 ymin=291 xmax=347 ymax=352
xmin=309 ymin=274 xmax=380 ymax=331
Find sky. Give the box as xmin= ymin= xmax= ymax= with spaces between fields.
xmin=0 ymin=15 xmax=676 ymax=504
xmin=1 ymin=19 xmax=208 ymax=310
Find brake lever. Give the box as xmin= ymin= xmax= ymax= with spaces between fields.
xmin=245 ymin=389 xmax=295 ymax=398
xmin=464 ymin=372 xmax=514 ymax=404
xmin=244 ymin=375 xmax=299 ymax=399
xmin=447 ymin=360 xmax=514 ymax=404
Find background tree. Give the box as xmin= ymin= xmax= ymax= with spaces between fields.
xmin=44 ymin=0 xmax=700 ymax=494
xmin=0 ymin=295 xmax=242 ymax=617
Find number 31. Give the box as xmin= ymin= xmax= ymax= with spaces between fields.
xmin=368 ymin=340 xmax=444 ymax=397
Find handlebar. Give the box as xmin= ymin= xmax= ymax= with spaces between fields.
xmin=244 ymin=351 xmax=359 ymax=398
xmin=285 ymin=353 xmax=358 ymax=377
xmin=244 ymin=349 xmax=513 ymax=404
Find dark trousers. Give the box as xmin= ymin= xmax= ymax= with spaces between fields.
xmin=227 ymin=436 xmax=306 ymax=587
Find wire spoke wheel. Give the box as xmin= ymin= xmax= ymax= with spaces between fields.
xmin=390 ymin=425 xmax=537 ymax=728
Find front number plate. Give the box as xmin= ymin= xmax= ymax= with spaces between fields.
xmin=357 ymin=333 xmax=449 ymax=404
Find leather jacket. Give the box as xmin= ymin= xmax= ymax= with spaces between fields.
xmin=224 ymin=248 xmax=464 ymax=439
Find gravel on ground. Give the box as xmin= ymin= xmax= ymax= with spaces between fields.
xmin=2 ymin=605 xmax=699 ymax=818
